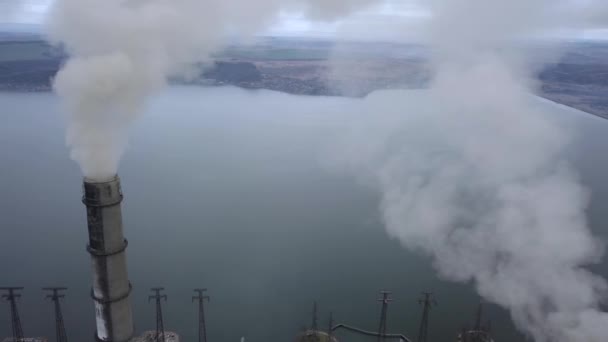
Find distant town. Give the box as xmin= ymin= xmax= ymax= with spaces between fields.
xmin=1 ymin=32 xmax=607 ymax=119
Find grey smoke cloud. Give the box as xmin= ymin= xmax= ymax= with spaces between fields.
xmin=331 ymin=0 xmax=608 ymax=341
xmin=46 ymin=0 xmax=608 ymax=339
xmin=0 ymin=0 xmax=30 ymax=22
xmin=583 ymin=1 xmax=608 ymax=29
xmin=47 ymin=0 xmax=378 ymax=180
xmin=0 ymin=0 xmax=20 ymax=22
xmin=0 ymin=0 xmax=50 ymax=23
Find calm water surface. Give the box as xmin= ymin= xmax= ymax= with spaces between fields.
xmin=1 ymin=86 xmax=607 ymax=342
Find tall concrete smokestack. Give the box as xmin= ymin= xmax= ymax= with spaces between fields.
xmin=83 ymin=175 xmax=134 ymax=342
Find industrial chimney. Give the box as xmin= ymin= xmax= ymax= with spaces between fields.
xmin=83 ymin=175 xmax=134 ymax=342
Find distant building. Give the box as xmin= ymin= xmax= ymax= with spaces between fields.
xmin=457 ymin=330 xmax=495 ymax=342
xmin=295 ymin=330 xmax=338 ymax=342
xmin=132 ymin=331 xmax=180 ymax=342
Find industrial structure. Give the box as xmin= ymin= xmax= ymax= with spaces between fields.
xmin=1 ymin=176 xmax=498 ymax=342
xmin=1 ymin=287 xmax=24 ymax=342
xmin=132 ymin=331 xmax=179 ymax=342
xmin=417 ymin=292 xmax=436 ymax=342
xmin=1 ymin=282 xmax=495 ymax=342
xmin=192 ymin=289 xmax=210 ymax=342
xmin=42 ymin=287 xmax=68 ymax=342
xmin=82 ymin=176 xmax=134 ymax=342
xmin=296 ymin=302 xmax=335 ymax=342
xmin=311 ymin=302 xmax=318 ymax=334
xmin=149 ymin=288 xmax=167 ymax=342
xmin=326 ymin=313 xmax=334 ymax=342
xmin=376 ymin=291 xmax=392 ymax=342
xmin=329 ymin=291 xmax=413 ymax=342
xmin=457 ymin=303 xmax=495 ymax=342
xmin=1 ymin=288 xmax=47 ymax=342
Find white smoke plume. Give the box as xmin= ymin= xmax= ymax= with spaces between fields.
xmin=46 ymin=0 xmax=378 ymax=180
xmin=0 ymin=0 xmax=20 ymax=22
xmin=332 ymin=0 xmax=608 ymax=341
xmin=576 ymin=0 xmax=608 ymax=29
xmin=0 ymin=0 xmax=45 ymax=23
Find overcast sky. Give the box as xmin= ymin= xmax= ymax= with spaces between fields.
xmin=1 ymin=0 xmax=606 ymax=40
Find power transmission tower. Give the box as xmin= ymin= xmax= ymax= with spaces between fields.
xmin=327 ymin=312 xmax=334 ymax=342
xmin=308 ymin=301 xmax=320 ymax=342
xmin=416 ymin=292 xmax=436 ymax=342
xmin=193 ymin=289 xmax=210 ymax=342
xmin=474 ymin=302 xmax=483 ymax=331
xmin=376 ymin=291 xmax=393 ymax=342
xmin=1 ymin=287 xmax=25 ymax=342
xmin=311 ymin=301 xmax=318 ymax=331
xmin=149 ymin=288 xmax=167 ymax=342
xmin=329 ymin=290 xmax=413 ymax=342
xmin=470 ymin=301 xmax=492 ymax=342
xmin=43 ymin=287 xmax=68 ymax=342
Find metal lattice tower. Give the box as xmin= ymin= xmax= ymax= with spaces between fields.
xmin=327 ymin=312 xmax=334 ymax=342
xmin=307 ymin=301 xmax=320 ymax=342
xmin=416 ymin=292 xmax=436 ymax=342
xmin=329 ymin=290 xmax=413 ymax=342
xmin=458 ymin=301 xmax=492 ymax=342
xmin=149 ymin=288 xmax=167 ymax=342
xmin=471 ymin=302 xmax=489 ymax=342
xmin=43 ymin=287 xmax=68 ymax=342
xmin=376 ymin=291 xmax=393 ymax=342
xmin=311 ymin=301 xmax=318 ymax=331
xmin=193 ymin=289 xmax=210 ymax=342
xmin=474 ymin=302 xmax=483 ymax=331
xmin=1 ymin=287 xmax=25 ymax=342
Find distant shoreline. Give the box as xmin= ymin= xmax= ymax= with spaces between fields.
xmin=1 ymin=35 xmax=607 ymax=118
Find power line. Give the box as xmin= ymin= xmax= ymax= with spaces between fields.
xmin=328 ymin=290 xmax=413 ymax=342
xmin=331 ymin=324 xmax=412 ymax=342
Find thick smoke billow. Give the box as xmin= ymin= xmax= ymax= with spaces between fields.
xmin=332 ymin=1 xmax=608 ymax=341
xmin=46 ymin=0 xmax=378 ymax=180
